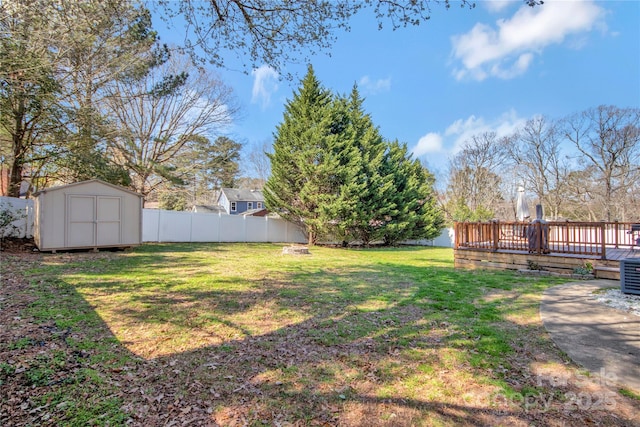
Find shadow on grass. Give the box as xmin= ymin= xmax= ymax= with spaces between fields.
xmin=1 ymin=244 xmax=637 ymax=426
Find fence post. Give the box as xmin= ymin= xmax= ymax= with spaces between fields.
xmin=157 ymin=209 xmax=162 ymax=242
xmin=26 ymin=201 xmax=34 ymax=238
xmin=492 ymin=220 xmax=499 ymax=251
xmin=285 ymin=219 xmax=289 ymax=242
xmin=243 ymin=215 xmax=247 ymax=242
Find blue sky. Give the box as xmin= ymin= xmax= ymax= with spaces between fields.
xmin=157 ymin=0 xmax=640 ymax=181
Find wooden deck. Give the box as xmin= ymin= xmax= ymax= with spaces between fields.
xmin=605 ymin=248 xmax=640 ymax=261
xmin=454 ymin=248 xmax=639 ymax=280
xmin=454 ymin=221 xmax=640 ymax=280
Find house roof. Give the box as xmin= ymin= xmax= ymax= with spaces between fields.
xmin=33 ymin=179 xmax=142 ymax=198
xmin=240 ymin=208 xmax=269 ymax=217
xmin=192 ymin=205 xmax=227 ymax=214
xmin=220 ymin=188 xmax=264 ymax=202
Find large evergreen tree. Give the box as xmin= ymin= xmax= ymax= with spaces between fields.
xmin=337 ymin=86 xmax=392 ymax=245
xmin=325 ymin=87 xmax=444 ymax=246
xmin=381 ymin=141 xmax=444 ymax=245
xmin=266 ymin=67 xmax=444 ymax=246
xmin=264 ymin=65 xmax=358 ymax=245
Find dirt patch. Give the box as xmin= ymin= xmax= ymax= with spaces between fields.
xmin=475 ymin=288 xmax=520 ymax=304
xmin=0 ymin=237 xmax=37 ymax=253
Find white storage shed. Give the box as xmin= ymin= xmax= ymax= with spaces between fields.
xmin=34 ymin=179 xmax=143 ymax=252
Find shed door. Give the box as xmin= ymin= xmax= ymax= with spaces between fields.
xmin=96 ymin=197 xmax=121 ymax=246
xmin=66 ymin=195 xmax=122 ymax=247
xmin=67 ymin=195 xmax=97 ymax=247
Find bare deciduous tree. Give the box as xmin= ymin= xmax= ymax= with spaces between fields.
xmin=562 ymin=105 xmax=640 ymax=221
xmin=245 ymin=139 xmax=271 ymax=187
xmin=103 ymin=53 xmax=238 ymax=202
xmin=509 ymin=116 xmax=570 ymax=220
xmin=443 ymin=132 xmax=510 ymax=222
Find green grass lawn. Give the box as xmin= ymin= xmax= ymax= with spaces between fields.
xmin=1 ymin=243 xmax=638 ymax=426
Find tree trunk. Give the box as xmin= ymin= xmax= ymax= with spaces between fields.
xmin=8 ymin=96 xmax=27 ymax=198
xmin=8 ymin=160 xmax=23 ymax=198
xmin=8 ymin=130 xmax=25 ymax=197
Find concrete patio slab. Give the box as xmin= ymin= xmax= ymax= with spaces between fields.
xmin=540 ymin=280 xmax=640 ymax=393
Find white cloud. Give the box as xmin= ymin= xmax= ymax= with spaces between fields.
xmin=413 ymin=109 xmax=526 ymax=164
xmin=251 ymin=65 xmax=279 ymax=109
xmin=446 ymin=109 xmax=526 ymax=153
xmin=451 ymin=0 xmax=605 ymax=81
xmin=412 ymin=132 xmax=443 ymax=157
xmin=490 ymin=52 xmax=534 ymax=79
xmin=483 ymin=0 xmax=516 ymax=13
xmin=358 ymin=75 xmax=391 ymax=95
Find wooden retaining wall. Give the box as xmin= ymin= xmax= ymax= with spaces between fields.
xmin=454 ymin=248 xmax=620 ymax=279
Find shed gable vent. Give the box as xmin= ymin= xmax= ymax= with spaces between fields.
xmin=620 ymin=259 xmax=640 ymax=295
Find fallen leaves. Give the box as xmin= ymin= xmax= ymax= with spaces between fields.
xmin=2 ymin=247 xmax=640 ymax=426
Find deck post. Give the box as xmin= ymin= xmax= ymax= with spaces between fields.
xmin=492 ymin=220 xmax=499 ymax=251
xmin=454 ymin=222 xmax=460 ymax=249
xmin=600 ymin=221 xmax=606 ymax=260
xmin=464 ymin=222 xmax=469 ymax=248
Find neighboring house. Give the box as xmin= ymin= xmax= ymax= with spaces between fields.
xmin=216 ymin=188 xmax=265 ymax=215
xmin=192 ymin=204 xmax=227 ymax=214
xmin=0 ymin=167 xmax=31 ymax=197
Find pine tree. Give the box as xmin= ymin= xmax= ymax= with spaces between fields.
xmin=265 ymin=66 xmax=444 ymax=246
xmin=264 ymin=65 xmax=356 ymax=245
xmin=337 ymin=86 xmax=392 ymax=245
xmin=380 ymin=141 xmax=444 ymax=245
xmin=408 ymin=160 xmax=445 ymax=242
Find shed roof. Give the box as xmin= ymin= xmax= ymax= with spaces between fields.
xmin=33 ymin=179 xmax=142 ymax=198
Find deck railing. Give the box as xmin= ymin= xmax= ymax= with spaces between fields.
xmin=454 ymin=221 xmax=640 ymax=259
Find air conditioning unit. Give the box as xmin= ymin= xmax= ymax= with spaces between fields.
xmin=620 ymin=258 xmax=640 ymax=295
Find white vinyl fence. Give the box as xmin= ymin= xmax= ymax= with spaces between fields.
xmin=142 ymin=209 xmax=308 ymax=243
xmin=0 ymin=197 xmax=34 ymax=238
xmin=404 ymin=228 xmax=455 ymax=248
xmin=0 ymin=196 xmax=454 ymax=247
